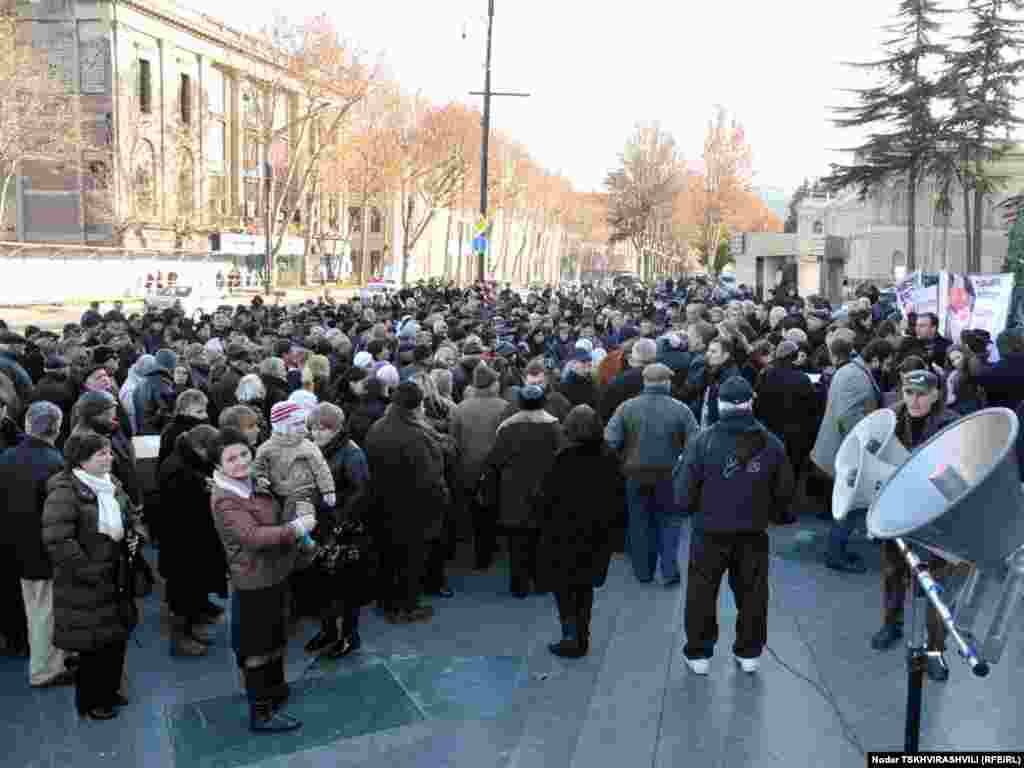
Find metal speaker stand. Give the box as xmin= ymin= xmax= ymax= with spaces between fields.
xmin=895 ymin=538 xmax=990 ymax=754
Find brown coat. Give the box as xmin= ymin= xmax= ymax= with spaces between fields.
xmin=210 ymin=485 xmax=298 ymax=591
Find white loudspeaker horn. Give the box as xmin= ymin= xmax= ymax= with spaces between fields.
xmin=833 ymin=409 xmax=910 ymax=521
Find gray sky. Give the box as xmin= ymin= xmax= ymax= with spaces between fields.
xmin=202 ymin=0 xmax=911 ymax=196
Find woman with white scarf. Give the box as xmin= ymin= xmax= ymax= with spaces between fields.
xmin=209 ymin=427 xmax=316 ymax=733
xmin=42 ymin=432 xmax=146 ymax=720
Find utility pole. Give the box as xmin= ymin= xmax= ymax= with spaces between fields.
xmin=469 ymin=0 xmax=528 ymax=285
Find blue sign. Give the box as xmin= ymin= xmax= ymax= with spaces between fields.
xmin=472 ymin=235 xmax=487 ymax=253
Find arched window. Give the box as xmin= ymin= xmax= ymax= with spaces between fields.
xmin=132 ymin=140 xmax=156 ymax=218
xmin=813 ymin=220 xmax=823 ymax=235
xmin=178 ymin=148 xmax=194 ymax=217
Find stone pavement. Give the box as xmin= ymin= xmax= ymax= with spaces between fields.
xmin=3 ymin=516 xmax=1021 ymax=768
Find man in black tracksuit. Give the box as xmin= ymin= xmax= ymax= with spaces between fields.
xmin=673 ymin=376 xmax=795 ymax=675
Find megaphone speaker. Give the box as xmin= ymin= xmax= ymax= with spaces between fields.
xmin=868 ymin=408 xmax=1024 ymax=566
xmin=832 ymin=409 xmax=909 ymax=520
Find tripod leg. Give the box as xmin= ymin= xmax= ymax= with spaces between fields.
xmin=904 ymin=645 xmax=927 ymax=753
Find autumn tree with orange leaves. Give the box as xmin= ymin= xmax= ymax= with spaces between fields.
xmin=244 ymin=12 xmax=375 ymax=290
xmin=607 ymin=107 xmax=781 ymax=282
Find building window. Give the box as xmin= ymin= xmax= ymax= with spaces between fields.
xmin=207 ymin=67 xmax=225 ymax=116
xmin=349 ymin=206 xmax=362 ymax=233
xmin=179 ymin=74 xmax=192 ymax=125
xmin=370 ymin=250 xmax=382 ymax=275
xmin=178 ymin=149 xmax=194 ymax=216
xmin=812 ymin=220 xmax=823 ymax=235
xmin=138 ymin=58 xmax=152 ymax=114
xmin=132 ymin=140 xmax=156 ymax=218
xmin=370 ymin=207 xmax=382 ymax=233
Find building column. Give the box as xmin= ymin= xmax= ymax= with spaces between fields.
xmin=228 ymin=71 xmax=242 ymax=224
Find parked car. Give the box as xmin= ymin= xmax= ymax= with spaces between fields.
xmin=144 ymin=284 xmax=224 ymax=318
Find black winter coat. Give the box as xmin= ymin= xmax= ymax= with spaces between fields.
xmin=158 ymin=413 xmax=207 ymax=465
xmin=364 ymin=406 xmax=449 ymax=544
xmin=534 ymin=441 xmax=623 ymax=591
xmin=156 ymin=439 xmax=227 ymax=595
xmin=755 ymin=364 xmax=819 ymax=464
xmin=0 ymin=436 xmax=65 ymax=579
xmin=41 ymin=472 xmax=140 ymax=652
xmin=485 ymin=411 xmax=565 ymax=528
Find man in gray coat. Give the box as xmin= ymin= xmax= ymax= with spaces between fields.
xmin=810 ymin=333 xmax=881 ymax=573
xmin=605 ymin=363 xmax=699 ymax=585
xmin=449 ymin=364 xmax=509 ymax=569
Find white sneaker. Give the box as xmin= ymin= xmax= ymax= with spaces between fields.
xmin=684 ymin=656 xmax=710 ymax=675
xmin=734 ymin=654 xmax=760 ymax=673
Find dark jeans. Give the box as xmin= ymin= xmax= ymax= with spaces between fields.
xmin=625 ymin=479 xmax=681 ymax=582
xmin=684 ymin=529 xmax=769 ymax=660
xmin=75 ymin=639 xmax=127 ymax=714
xmin=505 ymin=528 xmax=539 ymax=593
xmin=881 ymin=541 xmax=952 ymax=652
xmin=827 ymin=508 xmax=866 ymax=564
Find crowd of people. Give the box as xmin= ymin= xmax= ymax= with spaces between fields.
xmin=1 ymin=276 xmax=1023 ymax=731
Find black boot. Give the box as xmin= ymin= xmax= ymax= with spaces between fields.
xmin=244 ymin=664 xmax=301 ymax=732
xmin=548 ymin=622 xmax=585 ymax=658
xmin=549 ymin=591 xmax=585 ymax=658
xmin=304 ymin=618 xmax=340 ymax=655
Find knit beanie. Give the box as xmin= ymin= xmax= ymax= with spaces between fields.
xmin=270 ymin=400 xmax=307 ymax=434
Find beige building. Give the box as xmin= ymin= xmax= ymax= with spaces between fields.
xmin=733 ymin=151 xmax=1024 ymax=302
xmin=6 ymin=0 xmax=574 ymax=289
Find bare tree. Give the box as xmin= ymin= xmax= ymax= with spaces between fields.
xmin=244 ymin=13 xmax=374 ymax=291
xmin=392 ymin=99 xmax=469 ymax=286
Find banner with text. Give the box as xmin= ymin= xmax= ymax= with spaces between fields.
xmin=895 ymin=271 xmax=939 ymax=318
xmin=938 ymin=272 xmax=1015 ymax=343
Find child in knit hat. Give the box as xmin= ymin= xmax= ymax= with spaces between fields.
xmin=251 ymin=401 xmax=336 ymax=520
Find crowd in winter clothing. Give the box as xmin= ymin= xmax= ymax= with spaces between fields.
xmin=0 ymin=275 xmax=1020 ymax=727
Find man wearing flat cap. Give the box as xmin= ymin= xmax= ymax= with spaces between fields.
xmin=872 ymin=368 xmax=960 ymax=682
xmin=673 ymin=376 xmax=794 ymax=676
xmin=605 ymin=363 xmax=698 ymax=586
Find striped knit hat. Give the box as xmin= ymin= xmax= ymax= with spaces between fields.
xmin=270 ymin=401 xmax=305 ymax=429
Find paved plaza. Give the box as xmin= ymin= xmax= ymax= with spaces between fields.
xmin=3 ymin=514 xmax=1021 ymax=768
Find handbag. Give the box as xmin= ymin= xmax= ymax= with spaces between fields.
xmin=123 ymin=529 xmax=154 ymax=598
xmin=311 ymin=519 xmax=376 ymax=577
